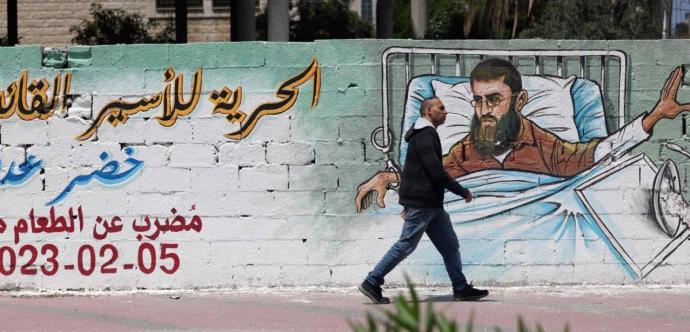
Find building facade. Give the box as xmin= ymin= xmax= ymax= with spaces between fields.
xmin=1 ymin=0 xmax=377 ymax=47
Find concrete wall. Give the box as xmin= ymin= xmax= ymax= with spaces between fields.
xmin=1 ymin=40 xmax=690 ymax=291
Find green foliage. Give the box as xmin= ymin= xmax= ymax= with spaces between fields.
xmin=0 ymin=35 xmax=20 ymax=46
xmin=349 ymin=276 xmax=464 ymax=331
xmin=257 ymin=0 xmax=373 ymax=41
xmin=392 ymin=0 xmax=411 ymax=38
xmin=426 ymin=0 xmax=466 ymax=39
xmin=70 ymin=3 xmax=175 ymax=45
xmin=520 ymin=0 xmax=662 ymax=39
xmin=421 ymin=0 xmax=547 ymax=39
xmin=350 ymin=276 xmax=570 ymax=332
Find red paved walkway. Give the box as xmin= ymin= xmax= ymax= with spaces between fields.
xmin=1 ymin=286 xmax=689 ymax=331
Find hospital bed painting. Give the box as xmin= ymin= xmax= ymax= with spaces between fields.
xmin=366 ymin=48 xmax=690 ymax=280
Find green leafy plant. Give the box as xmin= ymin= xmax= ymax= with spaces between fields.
xmin=70 ymin=3 xmax=174 ymax=45
xmin=349 ymin=276 xmax=469 ymax=332
xmin=256 ymin=0 xmax=372 ymax=41
xmin=350 ymin=276 xmax=569 ymax=332
xmin=0 ymin=35 xmax=20 ymax=46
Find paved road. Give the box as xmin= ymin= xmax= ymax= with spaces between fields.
xmin=1 ymin=286 xmax=690 ymax=331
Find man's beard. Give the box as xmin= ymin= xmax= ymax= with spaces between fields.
xmin=470 ymin=104 xmax=521 ymax=156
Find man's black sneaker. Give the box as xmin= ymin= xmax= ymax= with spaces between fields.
xmin=359 ymin=280 xmax=390 ymax=304
xmin=453 ymin=283 xmax=489 ymax=301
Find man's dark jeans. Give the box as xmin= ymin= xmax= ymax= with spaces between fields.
xmin=366 ymin=206 xmax=468 ymax=291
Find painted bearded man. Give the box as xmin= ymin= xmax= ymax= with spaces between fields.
xmin=356 ymin=58 xmax=690 ymax=211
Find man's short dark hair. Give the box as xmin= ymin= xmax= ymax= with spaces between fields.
xmin=420 ymin=97 xmax=437 ymax=115
xmin=470 ymin=58 xmax=522 ymax=94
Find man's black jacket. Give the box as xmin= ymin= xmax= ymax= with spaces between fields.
xmin=399 ymin=126 xmax=470 ymax=208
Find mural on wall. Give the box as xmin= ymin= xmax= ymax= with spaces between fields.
xmin=0 ymin=205 xmax=201 ymax=276
xmin=76 ymin=58 xmax=320 ymax=141
xmin=356 ymin=48 xmax=690 ymax=279
xmin=0 ymin=155 xmax=43 ymax=187
xmin=47 ymin=147 xmax=144 ymax=206
xmin=0 ymin=56 xmax=321 ymax=281
xmin=0 ymin=71 xmax=73 ymax=120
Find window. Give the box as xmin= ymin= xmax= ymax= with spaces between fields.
xmin=156 ymin=0 xmax=203 ymax=9
xmin=213 ymin=0 xmax=231 ymax=8
xmin=361 ymin=0 xmax=373 ymax=24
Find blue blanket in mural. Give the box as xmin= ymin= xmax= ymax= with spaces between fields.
xmin=376 ymin=153 xmax=681 ymax=279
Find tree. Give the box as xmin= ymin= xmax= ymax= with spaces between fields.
xmin=520 ymin=0 xmax=662 ymax=39
xmin=392 ymin=0 xmax=412 ymax=38
xmin=256 ymin=0 xmax=373 ymax=41
xmin=71 ymin=3 xmax=174 ymax=45
xmin=426 ymin=0 xmax=466 ymax=39
xmin=425 ymin=0 xmax=546 ymax=39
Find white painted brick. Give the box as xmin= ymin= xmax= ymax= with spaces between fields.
xmin=329 ymin=264 xmax=371 ymax=286
xmin=173 ymin=191 xmax=233 ymax=217
xmin=0 ymin=191 xmax=34 ymax=218
xmin=223 ymin=191 xmax=276 ymax=216
xmin=314 ymin=140 xmax=364 ymax=165
xmin=96 ymin=118 xmax=149 ymax=144
xmin=272 ymin=191 xmax=324 ymax=216
xmin=7 ymin=169 xmax=43 ymax=194
xmin=191 ymin=117 xmax=233 ymax=144
xmin=266 ymin=142 xmax=314 ymax=165
xmin=127 ymin=192 xmax=180 ymax=216
xmin=47 ymin=117 xmax=91 ymax=145
xmin=190 ymin=165 xmax=238 ymax=192
xmin=129 ymin=167 xmax=191 ymax=193
xmin=27 ymin=144 xmax=72 ymax=168
xmin=306 ymin=239 xmax=387 ymax=265
xmin=244 ymin=115 xmax=291 ymax=143
xmin=144 ymin=119 xmax=194 ymax=144
xmin=66 ymin=94 xmax=93 ymax=119
xmin=281 ymin=265 xmax=332 ymax=286
xmin=207 ymin=240 xmax=308 ymax=265
xmin=169 ymin=144 xmax=217 ymax=168
xmin=288 ymin=165 xmax=338 ymax=190
xmin=42 ymin=167 xmax=71 ymax=193
xmin=324 ymin=190 xmax=357 ymax=215
xmin=1 ymin=146 xmax=26 ymax=167
xmin=1 ymin=121 xmax=48 ymax=145
xmin=232 ymin=265 xmax=284 ymax=287
xmin=74 ymin=190 xmax=130 ymax=216
xmin=239 ymin=164 xmax=288 ymax=190
xmin=285 ymin=214 xmax=400 ymax=241
xmin=218 ymin=142 xmax=265 ymax=166
xmin=231 ymin=217 xmax=288 ymax=240
xmin=130 ymin=145 xmax=169 ymax=168
xmin=291 ymin=117 xmax=339 ymax=142
xmin=71 ymin=143 xmax=122 ymax=167
xmin=504 ymin=240 xmax=556 ymax=265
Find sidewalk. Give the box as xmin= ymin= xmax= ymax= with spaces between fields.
xmin=2 ymin=285 xmax=690 ymax=331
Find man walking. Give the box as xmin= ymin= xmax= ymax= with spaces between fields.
xmin=358 ymin=97 xmax=489 ymax=304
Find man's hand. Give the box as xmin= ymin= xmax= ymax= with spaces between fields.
xmin=464 ymin=191 xmax=473 ymax=203
xmin=643 ymin=67 xmax=690 ymax=133
xmin=354 ymin=171 xmax=398 ymax=213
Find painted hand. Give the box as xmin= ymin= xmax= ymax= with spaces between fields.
xmin=464 ymin=191 xmax=473 ymax=203
xmin=355 ymin=171 xmax=396 ymax=213
xmin=644 ymin=67 xmax=690 ymax=133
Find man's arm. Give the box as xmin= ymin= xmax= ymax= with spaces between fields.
xmin=415 ymin=132 xmax=470 ymax=199
xmin=642 ymin=67 xmax=690 ymax=132
xmin=595 ymin=67 xmax=690 ymax=161
xmin=354 ymin=171 xmax=398 ymax=212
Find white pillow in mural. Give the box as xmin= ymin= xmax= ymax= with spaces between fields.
xmin=431 ymin=75 xmax=579 ymax=155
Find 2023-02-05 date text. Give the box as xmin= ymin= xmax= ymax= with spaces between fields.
xmin=0 ymin=242 xmax=181 ymax=276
